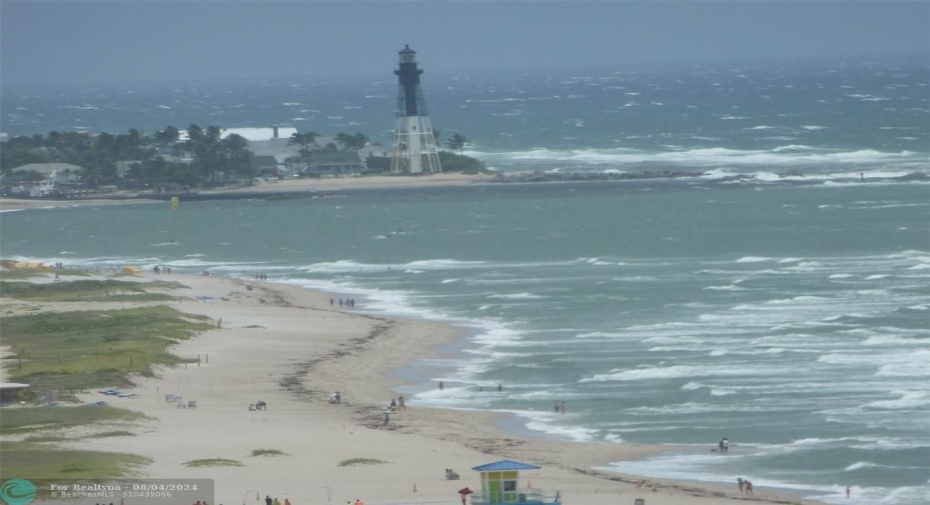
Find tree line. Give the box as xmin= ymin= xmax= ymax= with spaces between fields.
xmin=0 ymin=125 xmax=254 ymax=189
xmin=0 ymin=126 xmax=481 ymax=190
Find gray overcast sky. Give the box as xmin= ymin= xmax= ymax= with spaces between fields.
xmin=1 ymin=0 xmax=928 ymax=86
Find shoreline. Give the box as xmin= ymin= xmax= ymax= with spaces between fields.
xmin=0 ymin=173 xmax=497 ymax=211
xmin=0 ymin=270 xmax=823 ymax=505
xmin=3 ymin=169 xmax=925 ymax=212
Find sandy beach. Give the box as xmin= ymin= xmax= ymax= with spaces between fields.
xmin=0 ymin=173 xmax=497 ymax=212
xmin=0 ymin=271 xmax=821 ymax=505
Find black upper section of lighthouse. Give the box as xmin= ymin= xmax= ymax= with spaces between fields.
xmin=395 ymin=44 xmax=424 ymax=117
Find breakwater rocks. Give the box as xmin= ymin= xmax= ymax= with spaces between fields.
xmin=489 ymin=170 xmax=930 ymax=184
xmin=490 ymin=170 xmax=730 ymax=183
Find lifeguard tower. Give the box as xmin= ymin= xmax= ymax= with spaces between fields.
xmin=469 ymin=460 xmax=561 ymax=505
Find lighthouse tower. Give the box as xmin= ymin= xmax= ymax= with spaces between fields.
xmin=391 ymin=45 xmax=442 ymax=174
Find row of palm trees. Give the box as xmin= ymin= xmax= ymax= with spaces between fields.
xmin=283 ymin=129 xmax=468 ymax=174
xmin=287 ymin=130 xmax=468 ymax=153
xmin=1 ymin=125 xmax=471 ymax=188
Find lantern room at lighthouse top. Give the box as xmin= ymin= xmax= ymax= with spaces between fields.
xmin=399 ymin=44 xmax=417 ymax=65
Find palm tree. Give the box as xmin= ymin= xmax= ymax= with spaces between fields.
xmin=445 ymin=133 xmax=468 ymax=153
xmin=154 ymin=126 xmax=180 ymax=160
xmin=288 ymin=131 xmax=320 ymax=149
xmin=219 ymin=133 xmax=254 ymax=184
xmin=185 ymin=124 xmax=224 ymax=184
xmin=335 ymin=132 xmax=368 ymax=151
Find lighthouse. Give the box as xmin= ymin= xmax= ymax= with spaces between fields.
xmin=391 ymin=45 xmax=442 ymax=174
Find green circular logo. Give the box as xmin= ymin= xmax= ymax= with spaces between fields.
xmin=0 ymin=479 xmax=37 ymax=505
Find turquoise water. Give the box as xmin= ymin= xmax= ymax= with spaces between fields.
xmin=2 ymin=180 xmax=928 ymax=504
xmin=2 ymin=53 xmax=929 ymax=504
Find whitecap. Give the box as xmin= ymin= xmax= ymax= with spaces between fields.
xmin=488 ymin=293 xmax=544 ymax=300
xmin=704 ymin=285 xmax=744 ymax=291
xmin=844 ymin=461 xmax=878 ymax=471
xmin=736 ymin=256 xmax=772 ymax=263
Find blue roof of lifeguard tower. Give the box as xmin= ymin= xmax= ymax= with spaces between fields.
xmin=471 ymin=460 xmax=541 ymax=472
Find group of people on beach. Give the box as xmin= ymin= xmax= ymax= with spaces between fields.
xmin=329 ymin=297 xmax=356 ymax=309
xmin=736 ymin=477 xmax=753 ymax=495
xmin=553 ymin=401 xmax=567 ymax=414
xmin=387 ymin=396 xmax=406 ymax=411
xmin=717 ymin=437 xmax=730 ymax=453
xmin=264 ymin=496 xmax=291 ymax=505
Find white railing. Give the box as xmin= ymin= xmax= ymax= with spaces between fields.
xmin=469 ymin=489 xmax=561 ymax=505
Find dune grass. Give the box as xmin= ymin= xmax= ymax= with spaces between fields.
xmin=0 ymin=269 xmax=49 ymax=280
xmin=338 ymin=458 xmax=387 ymax=467
xmin=0 ymin=275 xmax=208 ymax=482
xmin=0 ymin=279 xmax=184 ymax=302
xmin=86 ymin=430 xmax=136 ymax=438
xmin=250 ymin=449 xmax=286 ymax=457
xmin=0 ymin=407 xmax=150 ymax=479
xmin=2 ymin=305 xmax=213 ymax=388
xmin=0 ymin=441 xmax=151 ymax=480
xmin=185 ymin=458 xmax=242 ymax=467
xmin=0 ymin=406 xmax=147 ymax=435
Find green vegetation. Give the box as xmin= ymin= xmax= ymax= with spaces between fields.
xmin=0 ymin=279 xmax=183 ymax=302
xmin=0 ymin=442 xmax=151 ymax=480
xmin=87 ymin=430 xmax=136 ymax=438
xmin=184 ymin=458 xmax=242 ymax=467
xmin=0 ymin=407 xmax=150 ymax=480
xmin=338 ymin=458 xmax=387 ymax=467
xmin=250 ymin=448 xmax=286 ymax=457
xmin=0 ymin=405 xmax=146 ymax=435
xmin=0 ymin=126 xmax=255 ymax=189
xmin=1 ymin=125 xmax=487 ymax=192
xmin=0 ymin=269 xmax=48 ymax=280
xmin=439 ymin=151 xmax=489 ymax=174
xmin=445 ymin=132 xmax=468 ymax=153
xmin=2 ymin=305 xmax=213 ymax=388
xmin=0 ymin=277 xmax=214 ymax=482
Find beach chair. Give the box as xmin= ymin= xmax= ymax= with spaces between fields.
xmin=176 ymin=401 xmax=187 ymax=409
xmin=188 ymin=400 xmax=197 ymax=409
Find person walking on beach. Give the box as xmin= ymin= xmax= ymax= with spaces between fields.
xmin=737 ymin=478 xmax=744 ymax=494
xmin=265 ymin=496 xmax=272 ymax=505
xmin=398 ymin=395 xmax=406 ymax=410
xmin=439 ymin=380 xmax=444 ymax=390
xmin=744 ymin=480 xmax=754 ymax=496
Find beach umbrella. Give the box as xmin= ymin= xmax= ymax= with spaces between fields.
xmin=458 ymin=488 xmax=473 ymax=495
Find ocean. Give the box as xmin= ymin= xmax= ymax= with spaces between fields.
xmin=1 ymin=53 xmax=928 ymax=505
